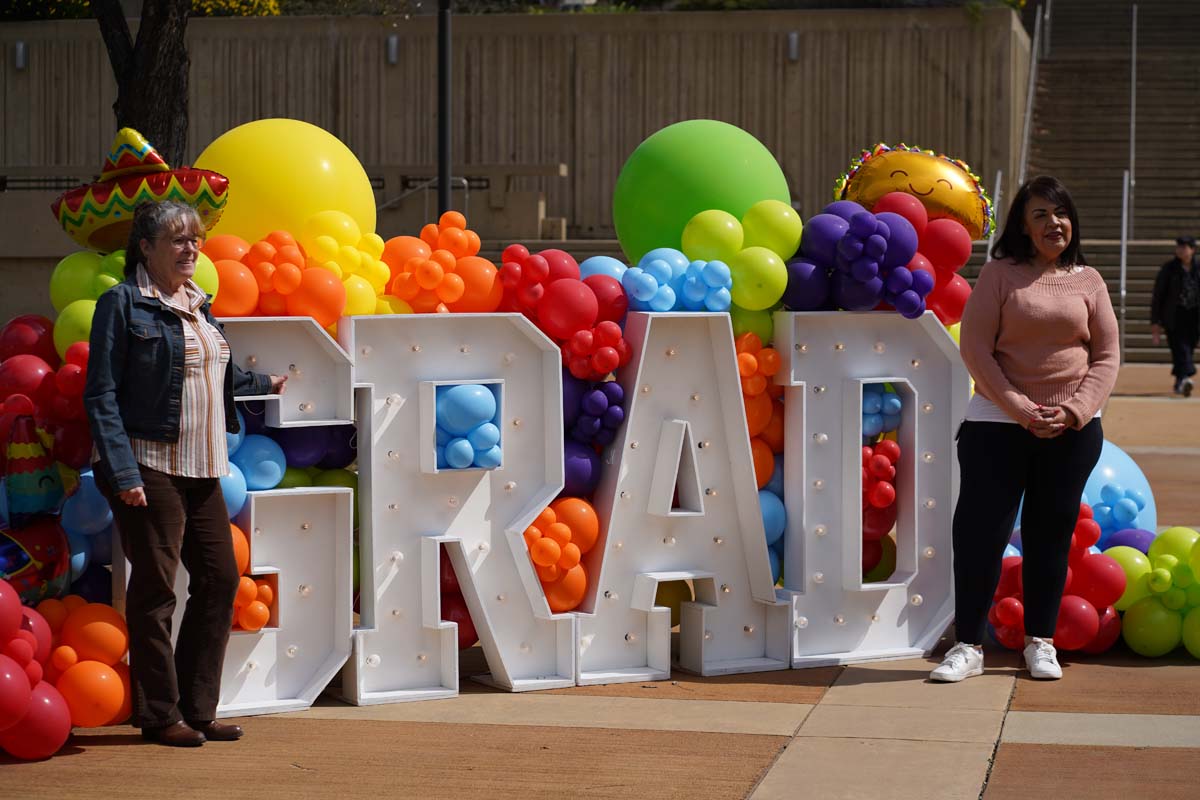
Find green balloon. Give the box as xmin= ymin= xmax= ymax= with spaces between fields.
xmin=730 ymin=304 xmax=775 ymax=346
xmin=92 ymin=272 xmax=120 ymax=298
xmin=612 ymin=120 xmax=790 ymax=264
xmin=1103 ymin=545 xmax=1153 ymax=610
xmin=277 ymin=466 xmax=314 ymax=489
xmin=50 ymin=251 xmax=103 ymax=312
xmin=53 ymin=299 xmax=97 ymax=360
xmin=1182 ymin=607 xmax=1200 ymax=659
xmin=729 ymin=247 xmax=787 ymax=311
xmin=194 ymin=251 xmax=219 ymax=299
xmin=741 ymin=199 xmax=803 ymax=260
xmin=98 ymin=249 xmax=126 ymax=281
xmin=864 ymin=534 xmax=897 ymax=583
xmin=681 ymin=209 xmax=743 ymax=262
xmin=1122 ymin=596 xmax=1183 ymax=657
xmin=1150 ymin=527 xmax=1200 ymax=563
xmin=314 ymin=468 xmax=359 ymax=527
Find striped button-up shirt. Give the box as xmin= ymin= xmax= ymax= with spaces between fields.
xmin=128 ymin=266 xmax=231 ymax=478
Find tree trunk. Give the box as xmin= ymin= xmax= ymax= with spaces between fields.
xmin=91 ymin=0 xmax=191 ymax=166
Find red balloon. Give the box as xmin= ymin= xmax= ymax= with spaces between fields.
xmin=994 ymin=555 xmax=1023 ymax=601
xmin=439 ymin=545 xmax=459 ymax=595
xmin=54 ymin=363 xmax=86 ymax=398
xmin=0 ymin=580 xmax=22 ymax=642
xmin=537 ymin=249 xmax=581 ymax=283
xmin=440 ymin=590 xmax=478 ymax=650
xmin=523 ymin=255 xmax=550 ymax=285
xmin=583 ymin=274 xmax=628 ymax=324
xmin=862 ymin=504 xmax=897 ymax=542
xmin=921 ymin=218 xmax=973 ymax=272
xmin=872 ymin=192 xmax=929 ymax=238
xmin=927 ymin=272 xmax=971 ymax=326
xmin=23 ymin=660 xmax=43 ymax=687
xmin=0 ymin=315 xmax=59 ymax=368
xmin=995 ymin=596 xmax=1024 ymax=628
xmin=866 ymin=480 xmax=896 ymax=509
xmin=0 ymin=653 xmax=33 ymax=732
xmin=993 ymin=623 xmax=1025 ymax=650
xmin=0 ymin=354 xmax=56 ymax=408
xmin=20 ymin=608 xmax=52 ymax=666
xmin=1071 ymin=553 xmax=1127 ymax=610
xmin=52 ymin=420 xmax=93 ymax=470
xmin=875 ymin=439 xmax=901 ymax=464
xmin=0 ymin=680 xmax=72 ymax=760
xmin=1079 ymin=605 xmax=1122 ymax=654
xmin=862 ymin=538 xmax=882 ymax=572
xmin=538 ymin=279 xmax=599 ymax=341
xmin=590 ymin=347 xmax=620 ymax=375
xmin=1053 ymin=594 xmax=1099 ymax=651
xmin=1077 ymin=503 xmax=1094 ymax=520
xmin=1073 ymin=518 xmax=1102 ymax=550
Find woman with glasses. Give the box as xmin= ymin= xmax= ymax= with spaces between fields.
xmin=84 ymin=201 xmax=287 ymax=746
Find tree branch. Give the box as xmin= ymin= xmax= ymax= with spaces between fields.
xmin=90 ymin=0 xmax=134 ymax=80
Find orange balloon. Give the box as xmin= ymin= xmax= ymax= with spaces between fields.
xmin=735 ymin=332 xmax=763 ymax=354
xmin=285 ymin=268 xmax=346 ymax=328
xmin=274 ymin=262 xmax=303 ymax=295
xmin=61 ymin=595 xmax=87 ymax=613
xmin=237 ymin=601 xmax=271 ymax=632
xmin=744 ymin=391 xmax=773 ymax=437
xmin=212 ymin=259 xmax=260 ymax=316
xmin=381 ymin=235 xmax=431 ymax=280
xmin=530 ymin=537 xmax=562 ymax=567
xmin=258 ymin=290 xmax=288 ymax=316
xmin=536 ymin=563 xmax=560 ymax=583
xmin=447 ymin=256 xmax=503 ymax=312
xmin=536 ymin=507 xmax=557 ymax=528
xmin=231 ymin=524 xmax=250 ymax=575
xmin=255 ymin=580 xmax=275 ymax=607
xmin=203 ymin=234 xmax=250 ymax=263
xmin=557 ymin=542 xmax=581 ymax=571
xmin=60 ymin=603 xmax=129 ymax=665
xmin=250 ymin=261 xmax=277 ymax=293
xmin=437 ymin=227 xmax=470 ymax=258
xmin=435 ymin=272 xmax=466 ymax=303
xmin=235 ymin=576 xmax=257 ymax=610
xmin=544 ymin=522 xmax=572 ymax=547
xmin=51 ymin=644 xmax=78 ymax=672
xmin=415 ymin=259 xmax=444 ymax=290
xmin=244 ymin=240 xmax=277 ymax=267
xmin=36 ymin=598 xmax=69 ymax=633
xmin=762 ymin=399 xmax=785 ymax=454
xmin=737 ymin=352 xmax=758 ymax=377
xmin=439 ymin=210 xmax=467 ymax=230
xmin=741 ymin=374 xmax=767 ymax=396
xmin=57 ymin=660 xmax=124 ymax=727
xmin=550 ymin=498 xmax=599 ymax=554
xmin=419 ymin=223 xmax=440 ymax=249
xmin=107 ymin=661 xmax=132 ymax=725
xmin=276 ymin=244 xmax=306 ymax=269
xmin=266 ymin=230 xmax=298 ymax=250
xmin=523 ymin=525 xmax=542 ymax=549
xmin=751 ymin=437 xmax=774 ymax=489
xmin=544 ymin=565 xmax=587 ymax=613
xmin=767 ymin=382 xmax=784 ymax=399
xmin=464 ymin=230 xmax=482 ymax=257
xmin=757 ymin=348 xmax=782 ymax=376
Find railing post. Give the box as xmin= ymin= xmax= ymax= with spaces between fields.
xmin=1129 ymin=4 xmax=1138 ymax=241
xmin=1119 ymin=170 xmax=1131 ymax=364
xmin=1018 ymin=7 xmax=1043 ymax=186
xmin=988 ymin=169 xmax=1003 ymax=256
xmin=1042 ymin=0 xmax=1053 ymax=59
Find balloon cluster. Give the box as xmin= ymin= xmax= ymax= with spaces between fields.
xmin=621 ymin=248 xmax=733 ymax=313
xmin=385 ymin=212 xmax=502 ymax=315
xmin=1091 ymin=482 xmax=1150 ymax=546
xmin=230 ymin=524 xmax=274 ymax=632
xmin=861 ymin=439 xmax=901 ymax=576
xmin=1103 ymin=527 xmax=1200 ymax=658
xmin=990 ymin=503 xmax=1126 ymax=653
xmin=736 ymin=333 xmax=784 ymax=491
xmin=563 ymin=373 xmax=625 ymax=448
xmin=862 ymin=384 xmax=902 ymax=441
xmin=0 ymin=580 xmax=133 ymax=760
xmin=438 ymin=546 xmax=478 ymax=650
xmin=523 ymin=498 xmax=600 ymax=613
xmin=435 ymin=384 xmax=502 ymax=470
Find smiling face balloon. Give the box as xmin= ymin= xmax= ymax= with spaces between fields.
xmin=835 ymin=143 xmax=993 ymax=240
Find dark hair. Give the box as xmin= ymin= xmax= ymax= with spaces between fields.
xmin=122 ymin=201 xmax=205 ymax=278
xmin=1176 ymin=236 xmax=1196 ymax=248
xmin=989 ymin=175 xmax=1085 ymax=267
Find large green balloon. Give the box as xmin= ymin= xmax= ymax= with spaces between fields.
xmin=612 ymin=120 xmax=790 ymax=264
xmin=1149 ymin=527 xmax=1200 ymax=563
xmin=1182 ymin=607 xmax=1200 ymax=660
xmin=1122 ymin=596 xmax=1182 ymax=657
xmin=277 ymin=466 xmax=314 ymax=489
xmin=54 ymin=299 xmax=97 ymax=359
xmin=1103 ymin=545 xmax=1153 ymax=611
xmin=50 ymin=251 xmax=103 ymax=312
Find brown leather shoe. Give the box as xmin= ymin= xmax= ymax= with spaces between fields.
xmin=141 ymin=721 xmax=206 ymax=747
xmin=186 ymin=720 xmax=244 ymax=741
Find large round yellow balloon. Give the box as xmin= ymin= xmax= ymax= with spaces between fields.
xmin=194 ymin=119 xmax=376 ymax=244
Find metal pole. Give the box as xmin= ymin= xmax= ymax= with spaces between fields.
xmin=1018 ymin=7 xmax=1043 ymax=186
xmin=437 ymin=0 xmax=452 ymax=216
xmin=1129 ymin=4 xmax=1137 ymax=240
xmin=1042 ymin=0 xmax=1052 ymax=59
xmin=988 ymin=169 xmax=1003 ymax=256
xmin=1119 ymin=170 xmax=1130 ymax=363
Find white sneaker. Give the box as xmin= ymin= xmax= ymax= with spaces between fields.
xmin=1184 ymin=378 xmax=1195 ymax=398
xmin=1023 ymin=637 xmax=1062 ymax=679
xmin=930 ymin=642 xmax=984 ymax=682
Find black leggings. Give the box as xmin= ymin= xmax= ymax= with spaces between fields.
xmin=951 ymin=419 xmax=1104 ymax=644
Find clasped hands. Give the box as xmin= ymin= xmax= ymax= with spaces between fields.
xmin=1028 ymin=405 xmax=1074 ymax=439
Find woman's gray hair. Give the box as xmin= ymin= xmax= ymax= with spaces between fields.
xmin=123 ymin=201 xmax=206 ymax=278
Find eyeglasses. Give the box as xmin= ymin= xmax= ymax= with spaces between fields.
xmin=165 ymin=235 xmax=202 ymax=250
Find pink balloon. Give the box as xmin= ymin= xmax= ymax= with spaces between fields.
xmin=0 ymin=680 xmax=71 ymax=760
xmin=0 ymin=653 xmax=33 ymax=732
xmin=20 ymin=608 xmax=53 ymax=666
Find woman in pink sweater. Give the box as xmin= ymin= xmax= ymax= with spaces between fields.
xmin=931 ymin=176 xmax=1119 ymax=683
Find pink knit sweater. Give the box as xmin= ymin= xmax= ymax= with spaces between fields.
xmin=959 ymin=259 xmax=1120 ymax=429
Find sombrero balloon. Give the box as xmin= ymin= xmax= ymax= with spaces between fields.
xmin=51 ymin=128 xmax=229 ymax=253
xmin=835 ymin=143 xmax=993 ymax=240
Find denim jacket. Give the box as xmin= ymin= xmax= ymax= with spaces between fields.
xmin=83 ymin=278 xmax=272 ymax=493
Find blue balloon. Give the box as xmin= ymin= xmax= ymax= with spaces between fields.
xmin=90 ymin=525 xmax=113 ymax=567
xmin=759 ymin=489 xmax=786 ymax=546
xmin=862 ymin=390 xmax=883 ymax=414
xmin=1124 ymin=488 xmax=1148 ymax=511
xmin=643 ymin=258 xmax=673 ymax=285
xmin=701 ymin=260 xmax=731 ymax=289
xmin=1092 ymin=503 xmax=1113 ymax=531
xmin=764 ymin=454 xmax=785 ymax=497
xmin=1084 ymin=440 xmax=1157 ymax=533
xmin=649 ymin=285 xmax=677 ymax=311
xmin=1088 ymin=545 xmax=1102 ymax=555
xmin=1112 ymin=497 xmax=1139 ymax=526
xmin=1100 ymin=483 xmax=1125 ymax=505
xmin=639 ymin=247 xmax=690 ymax=279
xmin=436 ymin=446 xmax=449 ymax=469
xmin=221 ymin=462 xmax=248 ymax=518
xmin=474 ymin=445 xmax=503 ymax=469
xmin=704 ymin=286 xmax=732 ymax=312
xmin=436 ymin=426 xmax=453 ymax=446
xmin=768 ymin=547 xmax=782 ymax=584
xmin=881 ymin=391 xmax=902 ymax=416
xmin=882 ymin=412 xmax=901 ymax=433
xmin=67 ymin=530 xmax=91 ymax=582
xmin=863 ymin=413 xmax=884 ymax=438
xmin=227 ymin=409 xmax=246 ymax=456
xmin=61 ymin=469 xmax=112 ymax=538
xmin=437 ymin=384 xmax=498 ymax=436
xmin=579 ymin=255 xmax=627 ymax=281
xmin=623 ymin=268 xmax=657 ymax=302
xmin=231 ymin=434 xmax=287 ymax=490
xmin=467 ymin=422 xmax=501 ymax=451
xmin=1009 ymin=528 xmax=1022 ymax=553
xmin=444 ymin=438 xmax=475 ymax=469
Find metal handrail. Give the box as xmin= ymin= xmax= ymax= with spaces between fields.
xmin=377 ymin=176 xmax=469 ymax=212
xmin=1017 ymin=5 xmax=1044 ymax=186
xmin=1119 ymin=170 xmax=1131 ymax=363
xmin=987 ymin=169 xmax=1003 ymax=254
xmin=1042 ymin=0 xmax=1053 ymax=59
xmin=1129 ymin=4 xmax=1138 ymax=240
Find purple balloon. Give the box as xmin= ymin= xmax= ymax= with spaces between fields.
xmin=850 ymin=257 xmax=879 ymax=283
xmin=822 ymin=200 xmax=868 ymax=222
xmin=783 ymin=257 xmax=831 ymax=310
xmin=837 ymin=237 xmax=864 ymax=262
xmin=911 ymin=268 xmax=936 ymax=297
xmin=599 ymin=380 xmax=624 ymax=405
xmin=594 ymin=428 xmax=616 ymax=447
xmin=562 ymin=368 xmax=587 ymax=430
xmin=571 ymin=415 xmax=602 ymax=443
xmin=848 ymin=211 xmax=877 ymax=240
xmin=1105 ymin=528 xmax=1156 ymax=554
xmin=864 ymin=234 xmax=888 ymax=261
xmin=832 ymin=272 xmax=884 ymax=311
xmin=895 ymin=290 xmax=924 ymax=319
xmin=799 ymin=214 xmax=849 ymax=266
xmin=582 ymin=389 xmax=609 ymax=417
xmin=885 ymin=266 xmax=914 ymax=295
xmin=318 ymin=424 xmax=358 ymax=469
xmin=563 ymin=440 xmax=601 ymax=497
xmin=602 ymin=404 xmax=625 ymax=428
xmin=270 ymin=425 xmax=332 ymax=469
xmin=876 ymin=212 xmax=918 ymax=268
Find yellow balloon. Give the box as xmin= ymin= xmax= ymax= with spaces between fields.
xmin=194 ymin=119 xmax=376 ymax=243
xmin=361 ymin=259 xmax=391 ymax=294
xmin=343 ymin=274 xmax=377 ymax=316
xmin=376 ymin=295 xmax=414 ymax=315
xmin=358 ymin=232 xmax=385 ymax=260
xmin=193 ymin=252 xmax=219 ymax=299
xmin=337 ymin=245 xmax=363 ymax=272
xmin=313 ymin=260 xmax=344 ymax=280
xmin=654 ymin=580 xmax=694 ymax=628
xmin=741 ymin=200 xmax=802 ymax=260
xmin=49 ymin=251 xmax=103 ymax=312
xmin=946 ymin=322 xmax=961 ymax=345
xmin=728 ymin=246 xmax=787 ymax=311
xmin=305 ymin=210 xmax=362 ymax=248
xmin=308 ymin=235 xmax=340 ymax=263
xmin=681 ymin=209 xmax=743 ymax=262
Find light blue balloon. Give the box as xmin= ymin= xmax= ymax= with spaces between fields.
xmin=701 ymin=260 xmax=732 ymax=288
xmin=705 ymin=287 xmax=732 ymax=312
xmin=768 ymin=547 xmax=782 ymax=584
xmin=682 ymin=275 xmax=708 ymax=304
xmin=220 ymin=462 xmax=248 ymax=518
xmin=61 ymin=469 xmax=113 ymax=537
xmin=67 ymin=531 xmax=91 ymax=582
xmin=643 ymin=258 xmax=673 ymax=285
xmin=231 ymin=434 xmax=287 ymax=490
xmin=474 ymin=445 xmax=503 ymax=469
xmin=863 ymin=413 xmax=884 ymax=438
xmin=1084 ymin=440 xmax=1157 ymax=533
xmin=764 ymin=454 xmax=785 ymax=497
xmin=862 ymin=390 xmax=883 ymax=414
xmin=1124 ymin=488 xmax=1147 ymax=511
xmin=436 ymin=384 xmax=498 ymax=436
xmin=882 ymin=412 xmax=901 ymax=432
xmin=467 ymin=422 xmax=501 ymax=451
xmin=1100 ymin=483 xmax=1125 ymax=505
xmin=579 ymin=255 xmax=627 ymax=281
xmin=1092 ymin=503 xmax=1113 ymax=531
xmin=759 ymin=489 xmax=786 ymax=546
xmin=436 ymin=426 xmax=452 ymax=446
xmin=639 ymin=247 xmax=689 ymax=278
xmin=1003 ymin=543 xmax=1021 ymax=559
xmin=1112 ymin=497 xmax=1139 ymax=525
xmin=227 ymin=409 xmax=246 ymax=457
xmin=881 ymin=391 xmax=902 ymax=416
xmin=623 ymin=268 xmax=657 ymax=302
xmin=91 ymin=524 xmax=113 ymax=567
xmin=444 ymin=438 xmax=475 ymax=469
xmin=649 ymin=285 xmax=677 ymax=312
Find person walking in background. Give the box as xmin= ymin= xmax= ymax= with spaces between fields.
xmin=1150 ymin=236 xmax=1200 ymax=397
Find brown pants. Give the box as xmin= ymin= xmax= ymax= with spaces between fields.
xmin=96 ymin=465 xmax=238 ymax=729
